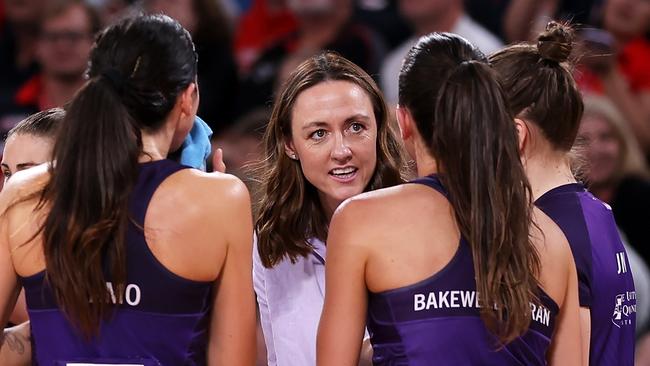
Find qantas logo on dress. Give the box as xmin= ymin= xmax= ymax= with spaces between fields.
xmin=616 ymin=252 xmax=628 ymax=274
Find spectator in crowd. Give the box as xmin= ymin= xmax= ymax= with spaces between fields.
xmin=213 ymin=107 xmax=267 ymax=190
xmin=237 ymin=0 xmax=386 ymax=115
xmin=91 ymin=0 xmax=138 ymax=26
xmin=144 ymin=0 xmax=239 ymax=133
xmin=233 ymin=0 xmax=297 ymax=73
xmin=465 ymin=0 xmax=600 ymax=43
xmin=0 ymin=0 xmax=44 ymax=90
xmin=210 ymin=109 xmax=266 ymax=243
xmin=577 ymin=95 xmax=650 ymax=264
xmin=380 ymin=0 xmax=503 ymax=105
xmin=576 ymin=0 xmax=650 ymax=158
xmin=352 ymin=0 xmax=411 ymax=51
xmin=0 ymin=0 xmax=45 ymax=137
xmin=0 ymin=0 xmax=100 ymax=150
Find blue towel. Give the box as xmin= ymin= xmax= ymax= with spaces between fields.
xmin=179 ymin=116 xmax=213 ymax=171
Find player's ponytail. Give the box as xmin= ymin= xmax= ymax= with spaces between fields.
xmin=39 ymin=15 xmax=197 ymax=337
xmin=399 ymin=33 xmax=540 ymax=344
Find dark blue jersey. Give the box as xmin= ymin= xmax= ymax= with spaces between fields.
xmin=366 ymin=175 xmax=558 ymax=365
xmin=536 ymin=183 xmax=636 ymax=366
xmin=21 ymin=159 xmax=214 ymax=365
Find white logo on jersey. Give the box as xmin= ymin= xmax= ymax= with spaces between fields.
xmin=616 ymin=252 xmax=628 ymax=274
xmin=612 ymin=291 xmax=636 ymax=328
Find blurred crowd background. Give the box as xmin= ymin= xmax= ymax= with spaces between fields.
xmin=0 ymin=0 xmax=649 ymax=364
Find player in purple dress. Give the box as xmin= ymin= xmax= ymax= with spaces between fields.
xmin=491 ymin=21 xmax=636 ymax=366
xmin=0 ymin=15 xmax=256 ymax=365
xmin=317 ymin=32 xmax=582 ymax=365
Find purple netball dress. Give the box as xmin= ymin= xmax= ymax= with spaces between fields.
xmin=536 ymin=183 xmax=636 ymax=365
xmin=366 ymin=175 xmax=558 ymax=365
xmin=21 ymin=159 xmax=213 ymax=366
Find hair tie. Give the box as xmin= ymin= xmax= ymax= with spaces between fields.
xmin=102 ymin=68 xmax=126 ymax=93
xmin=457 ymin=60 xmax=477 ymax=69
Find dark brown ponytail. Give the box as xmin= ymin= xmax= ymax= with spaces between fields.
xmin=399 ymin=33 xmax=540 ymax=344
xmin=39 ymin=15 xmax=197 ymax=337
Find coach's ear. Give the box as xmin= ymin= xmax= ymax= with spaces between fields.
xmin=284 ymin=139 xmax=299 ymax=161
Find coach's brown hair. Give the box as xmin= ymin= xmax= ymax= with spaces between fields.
xmin=255 ymin=51 xmax=403 ymax=268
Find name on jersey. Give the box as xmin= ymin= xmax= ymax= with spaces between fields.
xmin=616 ymin=251 xmax=628 ymax=274
xmin=414 ymin=291 xmax=551 ymax=327
xmin=106 ymin=282 xmax=141 ymax=306
xmin=414 ymin=290 xmax=480 ymax=311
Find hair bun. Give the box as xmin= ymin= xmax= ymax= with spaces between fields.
xmin=537 ymin=21 xmax=574 ymax=63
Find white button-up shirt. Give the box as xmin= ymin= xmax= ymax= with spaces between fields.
xmin=253 ymin=237 xmax=326 ymax=366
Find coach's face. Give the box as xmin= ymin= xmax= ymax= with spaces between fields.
xmin=285 ymin=80 xmax=378 ymax=217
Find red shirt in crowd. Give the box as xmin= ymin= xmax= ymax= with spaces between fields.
xmin=577 ymin=37 xmax=650 ymax=94
xmin=14 ymin=74 xmax=50 ymax=111
xmin=234 ymin=0 xmax=297 ymax=73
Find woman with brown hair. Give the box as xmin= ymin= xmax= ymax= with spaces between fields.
xmin=253 ymin=51 xmax=403 ymax=366
xmin=491 ymin=22 xmax=636 ymax=365
xmin=317 ymin=32 xmax=581 ymax=365
xmin=0 ymin=14 xmax=256 ymax=364
xmin=578 ymin=95 xmax=650 ymax=263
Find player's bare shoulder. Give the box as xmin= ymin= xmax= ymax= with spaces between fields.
xmin=531 ymin=206 xmax=574 ymax=304
xmin=531 ymin=207 xmax=571 ymax=261
xmin=162 ymin=169 xmax=249 ymax=205
xmin=336 ymin=185 xmax=406 ymax=220
xmin=189 ymin=170 xmax=250 ymax=204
